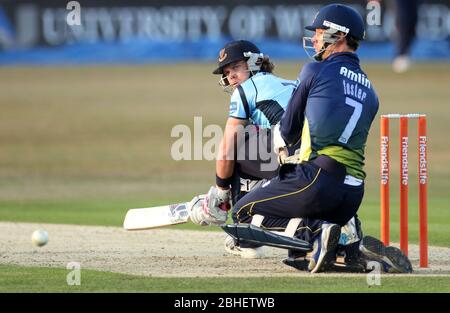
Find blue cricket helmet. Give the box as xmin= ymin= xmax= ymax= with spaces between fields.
xmin=305 ymin=3 xmax=365 ymax=40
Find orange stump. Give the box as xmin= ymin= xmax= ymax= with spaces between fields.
xmin=380 ymin=116 xmax=390 ymax=246
xmin=418 ymin=116 xmax=428 ymax=267
xmin=399 ymin=117 xmax=408 ymax=255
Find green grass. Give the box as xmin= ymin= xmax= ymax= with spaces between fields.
xmin=1 ymin=264 xmax=449 ymax=293
xmin=0 ymin=199 xmax=221 ymax=231
xmin=1 ymin=64 xmax=450 ymax=245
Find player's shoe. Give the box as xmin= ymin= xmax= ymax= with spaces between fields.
xmin=224 ymin=235 xmax=265 ymax=259
xmin=283 ymin=257 xmax=310 ymax=271
xmin=282 ymin=250 xmax=309 ymax=271
xmin=359 ymin=235 xmax=413 ymax=273
xmin=308 ymin=223 xmax=341 ymax=273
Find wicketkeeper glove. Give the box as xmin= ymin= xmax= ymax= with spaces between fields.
xmin=273 ymin=122 xmax=288 ymax=164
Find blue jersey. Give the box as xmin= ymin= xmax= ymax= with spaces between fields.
xmin=280 ymin=52 xmax=379 ymax=179
xmin=229 ymin=72 xmax=297 ymax=128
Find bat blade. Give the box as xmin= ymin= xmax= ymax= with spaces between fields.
xmin=123 ymin=202 xmax=190 ymax=230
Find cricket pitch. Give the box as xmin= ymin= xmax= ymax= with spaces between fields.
xmin=0 ymin=222 xmax=449 ymax=277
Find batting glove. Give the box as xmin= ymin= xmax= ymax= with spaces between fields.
xmin=190 ymin=186 xmax=231 ymax=226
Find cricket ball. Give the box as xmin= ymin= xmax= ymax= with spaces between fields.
xmin=31 ymin=230 xmax=48 ymax=247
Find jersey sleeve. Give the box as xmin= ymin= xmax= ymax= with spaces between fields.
xmin=280 ymin=62 xmax=320 ymax=145
xmin=229 ymin=87 xmax=250 ymax=120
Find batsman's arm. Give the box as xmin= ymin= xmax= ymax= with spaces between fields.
xmin=216 ymin=117 xmax=247 ymax=188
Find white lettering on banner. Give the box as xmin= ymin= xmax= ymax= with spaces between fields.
xmin=35 ymin=4 xmax=450 ymax=46
xmin=38 ymin=5 xmax=347 ymax=45
xmin=273 ymin=6 xmax=302 ymax=40
xmin=116 ymin=9 xmax=134 ymax=41
xmin=97 ymin=9 xmax=115 ymax=41
xmin=43 ymin=9 xmax=65 ymax=45
xmin=229 ymin=6 xmax=272 ymax=39
xmin=42 ymin=6 xmax=228 ymax=45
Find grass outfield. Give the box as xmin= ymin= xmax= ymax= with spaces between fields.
xmin=0 ymin=63 xmax=449 ymax=246
xmin=1 ymin=264 xmax=449 ymax=293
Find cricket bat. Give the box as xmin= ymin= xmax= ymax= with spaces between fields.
xmin=123 ymin=195 xmax=204 ymax=230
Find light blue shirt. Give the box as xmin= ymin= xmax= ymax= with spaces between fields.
xmin=229 ymin=72 xmax=297 ymax=128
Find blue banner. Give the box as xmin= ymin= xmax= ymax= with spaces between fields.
xmin=0 ymin=0 xmax=449 ymax=65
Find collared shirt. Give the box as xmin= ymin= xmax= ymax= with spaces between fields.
xmin=229 ymin=72 xmax=297 ymax=128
